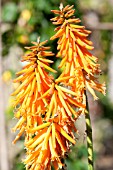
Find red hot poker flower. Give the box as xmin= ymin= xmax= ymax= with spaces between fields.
xmin=50 ymin=4 xmax=105 ymax=102
xmin=12 ymin=39 xmax=56 ymax=143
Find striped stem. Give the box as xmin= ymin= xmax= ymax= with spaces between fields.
xmin=85 ymin=93 xmax=94 ymax=170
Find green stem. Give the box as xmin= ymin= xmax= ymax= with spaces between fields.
xmin=85 ymin=93 xmax=94 ymax=170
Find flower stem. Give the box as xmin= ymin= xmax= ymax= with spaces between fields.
xmin=85 ymin=93 xmax=94 ymax=170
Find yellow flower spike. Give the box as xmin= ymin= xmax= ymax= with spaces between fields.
xmin=55 ymin=124 xmax=76 ymax=144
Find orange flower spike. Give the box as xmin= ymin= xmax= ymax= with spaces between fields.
xmin=51 ymin=4 xmax=105 ymax=101
xmin=13 ymin=39 xmax=55 ymax=98
xmin=12 ymin=38 xmax=58 ymax=148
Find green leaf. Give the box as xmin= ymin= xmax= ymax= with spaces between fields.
xmin=34 ymin=0 xmax=51 ymax=13
xmin=66 ymin=159 xmax=88 ymax=170
xmin=2 ymin=2 xmax=18 ymax=22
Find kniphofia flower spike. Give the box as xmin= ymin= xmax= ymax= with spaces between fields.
xmin=50 ymin=4 xmax=106 ymax=170
xmin=23 ymin=81 xmax=85 ymax=169
xmin=12 ymin=38 xmax=56 ymax=143
xmin=50 ymin=4 xmax=106 ymax=104
xmin=12 ymin=37 xmax=85 ymax=169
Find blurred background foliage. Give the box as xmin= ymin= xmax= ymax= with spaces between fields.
xmin=1 ymin=0 xmax=113 ymax=170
